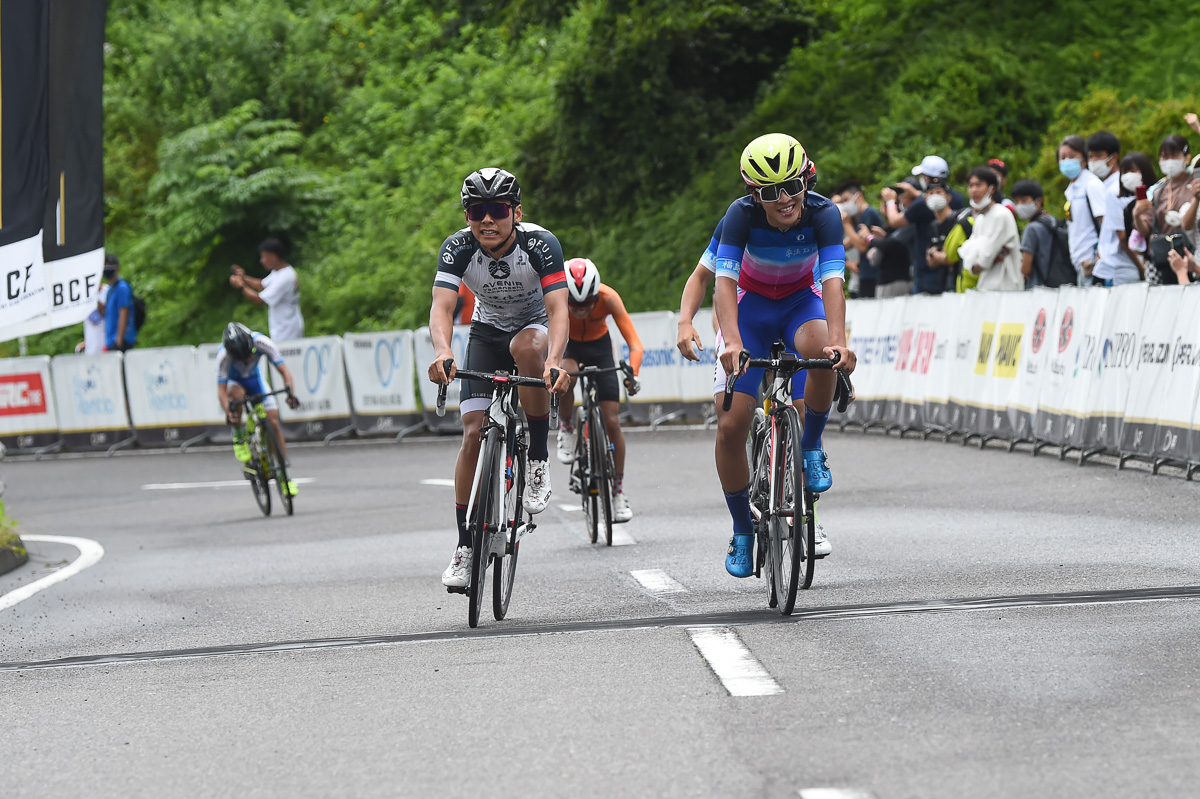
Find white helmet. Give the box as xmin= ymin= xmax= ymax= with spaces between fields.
xmin=565 ymin=258 xmax=600 ymax=305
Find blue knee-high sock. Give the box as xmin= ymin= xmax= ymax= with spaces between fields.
xmin=802 ymin=405 xmax=829 ymax=451
xmin=723 ymin=486 xmax=754 ymax=536
xmin=527 ymin=413 xmax=549 ymax=461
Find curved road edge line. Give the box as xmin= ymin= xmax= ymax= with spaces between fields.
xmin=0 ymin=535 xmax=105 ymax=613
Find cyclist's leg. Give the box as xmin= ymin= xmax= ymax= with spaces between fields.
xmin=509 ymin=323 xmax=554 ymax=513
xmin=787 ymin=289 xmax=835 ymax=492
xmin=225 ymin=382 xmax=250 ymax=463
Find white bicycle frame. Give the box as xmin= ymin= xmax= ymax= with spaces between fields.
xmin=465 ymin=387 xmax=517 ymax=559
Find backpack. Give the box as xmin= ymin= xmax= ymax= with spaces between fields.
xmin=133 ymin=293 xmax=146 ymax=330
xmin=1032 ymin=214 xmax=1078 ymax=288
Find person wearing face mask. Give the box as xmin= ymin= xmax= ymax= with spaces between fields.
xmin=1058 ymin=135 xmax=1107 ymax=284
xmin=985 ymin=158 xmax=1017 ymax=214
xmin=832 ymin=181 xmax=885 ymax=298
xmin=1133 ymin=134 xmax=1195 ymax=284
xmin=1098 ymin=152 xmax=1157 ymax=285
xmin=1011 ymin=179 xmax=1074 ymax=289
xmin=922 ymin=183 xmax=966 ymax=292
xmin=957 ymin=167 xmax=1022 ymax=291
xmin=880 ymin=157 xmax=959 ymax=294
xmin=1085 ymin=131 xmax=1122 ymax=196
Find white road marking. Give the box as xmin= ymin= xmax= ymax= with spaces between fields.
xmin=0 ymin=535 xmax=105 ymax=612
xmin=631 ymin=568 xmax=686 ymax=595
xmin=142 ymin=478 xmax=316 ymax=490
xmin=688 ymin=626 xmax=784 ymax=697
xmin=420 ymin=478 xmax=456 ymax=487
xmin=557 ymin=503 xmax=581 ymax=512
xmin=611 ymin=528 xmax=636 ymax=546
xmin=798 ymin=790 xmax=876 ymax=799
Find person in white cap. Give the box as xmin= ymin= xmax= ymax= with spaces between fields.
xmin=879 ymin=155 xmax=964 ymax=295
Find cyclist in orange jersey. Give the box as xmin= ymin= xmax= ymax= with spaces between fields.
xmin=557 ymin=258 xmax=643 ymax=522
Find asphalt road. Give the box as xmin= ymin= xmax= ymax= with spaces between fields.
xmin=3 ymin=427 xmax=1200 ymax=798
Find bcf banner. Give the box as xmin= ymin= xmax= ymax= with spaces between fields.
xmin=0 ymin=355 xmax=60 ymax=450
xmin=49 ymin=351 xmax=130 ymax=450
xmin=269 ymin=336 xmax=353 ymax=441
xmin=342 ymin=331 xmax=420 ymax=434
xmin=124 ymin=346 xmax=209 ymax=446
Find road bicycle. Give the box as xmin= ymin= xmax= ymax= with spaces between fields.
xmin=567 ymin=361 xmax=638 ymax=546
xmin=230 ymin=388 xmax=296 ymax=517
xmin=722 ymin=343 xmax=853 ymax=615
xmin=437 ymin=359 xmax=561 ymax=628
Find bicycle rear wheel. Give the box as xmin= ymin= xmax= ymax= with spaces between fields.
xmin=248 ymin=430 xmax=271 ymax=517
xmin=590 ymin=406 xmax=614 ymax=546
xmin=468 ymin=429 xmax=500 ymax=628
xmin=773 ymin=406 xmax=811 ymax=615
xmin=493 ymin=435 xmax=525 ymax=620
xmin=262 ymin=421 xmax=293 ymax=516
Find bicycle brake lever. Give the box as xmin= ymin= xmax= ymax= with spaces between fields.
xmin=548 ymin=368 xmax=561 ymax=430
xmin=835 ymin=369 xmax=855 ymax=414
xmin=436 ymin=358 xmax=454 ymax=418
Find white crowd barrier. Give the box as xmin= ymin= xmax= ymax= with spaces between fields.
xmin=3 ymin=286 xmax=1200 ymax=477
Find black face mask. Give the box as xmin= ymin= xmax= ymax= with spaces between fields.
xmin=102 ymin=269 xmax=117 ymax=280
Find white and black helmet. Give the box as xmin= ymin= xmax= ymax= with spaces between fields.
xmin=565 ymin=258 xmax=601 ymax=305
xmin=460 ymin=167 xmax=522 ymax=208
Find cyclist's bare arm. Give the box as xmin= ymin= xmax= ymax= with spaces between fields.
xmin=715 ymin=275 xmax=743 ymax=376
xmin=428 ymin=286 xmax=459 ymax=383
xmin=819 ymin=277 xmax=855 ymax=372
xmin=677 ymin=262 xmax=715 ymax=361
xmin=607 ymin=292 xmax=644 ymax=376
xmin=275 ymin=363 xmax=301 ymax=405
xmin=543 ymin=289 xmax=571 ymax=393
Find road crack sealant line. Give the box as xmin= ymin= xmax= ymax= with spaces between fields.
xmin=3 ymin=583 xmax=1200 ymax=673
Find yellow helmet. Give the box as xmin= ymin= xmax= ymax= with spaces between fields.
xmin=740 ymin=133 xmax=808 ymax=187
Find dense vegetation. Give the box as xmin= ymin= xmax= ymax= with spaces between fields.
xmin=22 ymin=0 xmax=1200 ymax=354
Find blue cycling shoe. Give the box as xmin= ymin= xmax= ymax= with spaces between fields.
xmin=725 ymin=533 xmax=754 ymax=578
xmin=802 ymin=448 xmax=833 ymax=493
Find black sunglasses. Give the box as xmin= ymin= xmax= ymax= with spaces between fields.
xmin=755 ymin=177 xmax=805 ymax=203
xmin=466 ymin=202 xmax=512 ymax=222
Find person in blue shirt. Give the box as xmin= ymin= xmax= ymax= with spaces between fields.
xmin=713 ymin=133 xmax=856 ymax=578
xmin=102 ymin=258 xmax=137 ymax=351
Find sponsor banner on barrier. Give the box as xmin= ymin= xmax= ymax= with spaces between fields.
xmin=1153 ymin=284 xmax=1200 ymax=463
xmin=1081 ymin=283 xmax=1146 ymax=451
xmin=1059 ymin=289 xmax=1110 ymax=450
xmin=49 ymin=351 xmax=131 ymax=449
xmin=1036 ymin=286 xmax=1088 ymax=446
xmin=1120 ymin=287 xmax=1185 ymax=457
xmin=948 ymin=291 xmax=992 ymax=436
xmin=922 ymin=293 xmax=962 ymax=431
xmin=414 ymin=324 xmax=470 ymax=430
xmin=343 ymin=331 xmax=420 ymax=434
xmin=124 ymin=346 xmax=209 ymax=446
xmin=846 ymin=296 xmax=901 ymax=425
xmin=896 ymin=295 xmax=934 ymax=430
xmin=269 ymin=336 xmax=353 ymax=441
xmin=1009 ymin=289 xmax=1058 ymax=442
xmin=0 ymin=355 xmax=60 ymax=448
xmin=609 ymin=311 xmax=682 ymax=423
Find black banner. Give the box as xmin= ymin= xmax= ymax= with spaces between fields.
xmin=0 ymin=1 xmax=49 ymax=247
xmin=42 ymin=0 xmax=105 ymax=261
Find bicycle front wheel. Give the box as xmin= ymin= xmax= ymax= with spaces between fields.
xmin=248 ymin=430 xmax=271 ymax=517
xmin=469 ymin=429 xmax=501 ymax=628
xmin=579 ymin=409 xmax=598 ymax=544
xmin=493 ymin=438 xmax=525 ymax=620
xmin=590 ymin=406 xmax=614 ymax=546
xmin=773 ymin=406 xmax=812 ymax=615
xmin=262 ymin=421 xmax=293 ymax=516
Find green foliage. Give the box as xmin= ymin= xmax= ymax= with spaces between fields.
xmin=22 ymin=0 xmax=1200 ymax=354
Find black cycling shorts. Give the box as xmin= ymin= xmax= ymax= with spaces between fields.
xmin=461 ymin=320 xmax=547 ymax=414
xmin=564 ymin=333 xmax=620 ymax=403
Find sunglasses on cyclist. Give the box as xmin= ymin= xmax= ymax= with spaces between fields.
xmin=755 ymin=178 xmax=805 ymax=204
xmin=465 ymin=202 xmax=512 ymax=222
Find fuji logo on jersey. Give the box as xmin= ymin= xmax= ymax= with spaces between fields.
xmin=1058 ymin=306 xmax=1074 ymax=353
xmin=1031 ymin=308 xmax=1047 ymax=354
xmin=488 ymin=260 xmax=510 ymax=279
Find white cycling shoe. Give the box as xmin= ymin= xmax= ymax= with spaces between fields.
xmin=441 ymin=546 xmax=472 ymax=589
xmin=813 ymin=521 xmax=831 ymax=558
xmin=612 ymin=492 xmax=633 ymax=523
xmin=523 ymin=459 xmax=552 ymax=514
xmin=556 ymin=429 xmax=576 ymax=464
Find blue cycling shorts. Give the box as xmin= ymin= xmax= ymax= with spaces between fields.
xmin=227 ymin=371 xmax=277 ymax=411
xmin=731 ymin=287 xmax=826 ymax=399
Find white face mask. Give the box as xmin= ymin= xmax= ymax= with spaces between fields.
xmin=1015 ymin=202 xmax=1038 ymax=220
xmin=925 ymin=194 xmax=948 ymax=212
xmin=836 ymin=201 xmax=858 ymax=216
xmin=1161 ymin=158 xmax=1186 ymax=178
xmin=1088 ymin=159 xmax=1112 ymax=179
xmin=969 ymin=194 xmax=993 ymax=212
xmin=1120 ymin=172 xmax=1143 ymax=192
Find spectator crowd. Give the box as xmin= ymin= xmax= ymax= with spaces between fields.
xmin=833 ymin=113 xmax=1200 ymax=297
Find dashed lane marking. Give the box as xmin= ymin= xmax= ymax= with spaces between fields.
xmin=419 ymin=479 xmax=456 ymax=487
xmin=688 ymin=626 xmax=783 ymax=696
xmin=798 ymin=790 xmax=876 ymax=799
xmin=631 ymin=569 xmax=686 ymax=595
xmin=557 ymin=503 xmax=581 ymax=512
xmin=611 ymin=528 xmax=636 ymax=546
xmin=142 ymin=478 xmax=316 ymax=491
xmin=7 ymin=584 xmax=1200 ymax=672
xmin=0 ymin=536 xmax=105 ymax=613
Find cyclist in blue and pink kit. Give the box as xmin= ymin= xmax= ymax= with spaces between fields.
xmin=713 ymin=133 xmax=857 ymax=578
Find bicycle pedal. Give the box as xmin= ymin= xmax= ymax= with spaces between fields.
xmin=445 ymin=586 xmax=467 ymax=595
